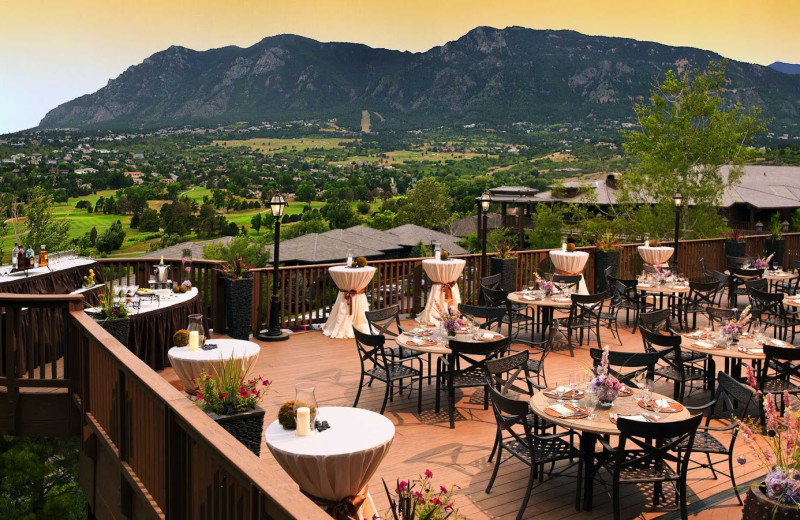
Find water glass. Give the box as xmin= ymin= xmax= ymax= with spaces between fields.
xmin=643 ymin=378 xmax=654 ymax=404
xmin=555 ymin=379 xmax=567 ymax=401
xmin=569 ymin=373 xmax=580 ymax=403
xmin=585 ymin=394 xmax=598 ymax=420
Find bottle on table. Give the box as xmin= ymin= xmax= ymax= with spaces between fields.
xmin=38 ymin=245 xmax=48 ymax=267
xmin=11 ymin=243 xmax=19 ymax=269
xmin=25 ymin=245 xmax=34 ymax=268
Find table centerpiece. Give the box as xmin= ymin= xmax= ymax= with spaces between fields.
xmin=383 ymin=468 xmax=463 ymax=520
xmin=434 ymin=304 xmax=465 ymax=338
xmin=588 ymin=345 xmax=622 ymax=408
xmin=720 ymin=305 xmax=751 ymax=345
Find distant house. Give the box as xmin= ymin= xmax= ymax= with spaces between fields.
xmin=132 ymin=153 xmax=144 ymax=159
xmin=124 ymin=171 xmax=145 ymax=184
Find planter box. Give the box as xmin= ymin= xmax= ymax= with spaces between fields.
xmin=207 ymin=406 xmax=265 ymax=456
xmin=224 ymin=276 xmax=253 ymax=340
xmin=595 ymin=251 xmax=619 ymax=293
xmin=97 ymin=318 xmax=129 ymax=347
xmin=767 ymin=238 xmax=786 ymax=267
xmin=724 ymin=240 xmax=747 ymax=259
xmin=742 ymin=483 xmax=799 ymax=519
xmin=490 ymin=257 xmax=517 ymax=293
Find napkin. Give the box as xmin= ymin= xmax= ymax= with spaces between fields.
xmin=547 ymin=404 xmax=574 ymax=417
xmin=747 ymin=348 xmax=764 ymax=354
xmin=481 ymin=332 xmax=495 ymax=339
xmin=622 ymin=415 xmax=650 ymax=422
xmin=687 ymin=331 xmax=704 ymax=338
xmin=769 ymin=339 xmax=792 ymax=347
xmin=655 ymin=399 xmax=671 ymax=409
xmin=522 ymin=295 xmax=537 ymax=301
xmin=555 ymin=386 xmax=570 ymax=394
xmin=409 ymin=338 xmax=429 ymax=345
xmin=693 ymin=340 xmax=716 ymax=349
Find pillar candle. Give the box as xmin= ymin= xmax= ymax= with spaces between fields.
xmin=644 ymin=240 xmax=650 ymax=247
xmin=434 ymin=250 xmax=441 ymax=261
xmin=346 ymin=255 xmax=353 ymax=266
xmin=296 ymin=407 xmax=311 ymax=436
xmin=188 ymin=331 xmax=199 ymax=351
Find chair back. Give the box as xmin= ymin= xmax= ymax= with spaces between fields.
xmin=710 ymin=271 xmax=730 ymax=305
xmin=482 ymin=286 xmax=508 ymax=308
xmin=481 ymin=273 xmax=503 ymax=290
xmin=699 ymin=257 xmax=711 ymax=277
xmin=486 ymin=385 xmax=533 ymax=446
xmin=760 ymin=344 xmax=800 ymax=393
xmin=744 ymin=278 xmax=768 ymax=293
xmin=792 ymin=260 xmax=800 ymax=272
xmin=459 ymin=303 xmax=507 ymax=334
xmin=686 ymin=280 xmax=722 ymax=310
xmin=365 ymin=304 xmax=404 ymax=338
xmin=552 ymin=274 xmax=582 ymax=292
xmin=640 ymin=326 xmax=681 ymax=359
xmin=568 ymin=291 xmax=607 ymax=323
xmin=705 ymin=371 xmax=755 ymax=425
xmin=485 ymin=350 xmax=534 ymax=397
xmin=749 ymin=287 xmax=785 ymax=319
xmin=449 ymin=337 xmax=508 ymax=358
xmin=727 ymin=256 xmax=753 ymax=269
xmin=352 ymin=327 xmax=391 ymax=370
xmin=589 ymin=348 xmax=659 ymax=385
xmin=706 ymin=307 xmax=737 ymax=330
xmin=638 ymin=309 xmax=672 ymax=334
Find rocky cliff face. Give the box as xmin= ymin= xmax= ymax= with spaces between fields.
xmin=39 ymin=26 xmax=800 ymax=129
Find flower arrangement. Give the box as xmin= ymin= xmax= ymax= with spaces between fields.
xmin=440 ymin=249 xmax=450 ymax=260
xmin=720 ymin=305 xmax=751 ymax=342
xmin=181 ymin=279 xmax=192 ymax=289
xmin=173 ymin=329 xmax=190 ymax=347
xmin=355 ymin=256 xmax=368 ymax=268
xmin=566 ymin=242 xmax=577 ymax=252
xmin=487 ymin=227 xmax=516 ymax=259
xmin=724 ymin=229 xmax=744 ymax=242
xmin=218 ymin=254 xmax=253 ymax=279
xmin=752 ymin=253 xmax=775 ymax=270
xmin=434 ymin=303 xmax=464 ymax=337
xmin=192 ymin=357 xmax=271 ymax=416
xmin=653 ymin=264 xmax=672 ymax=284
xmin=533 ymin=272 xmax=555 ymax=295
xmin=383 ymin=469 xmax=462 ymax=520
xmin=595 ymin=233 xmax=621 ymax=253
xmin=588 ymin=345 xmax=622 ymax=408
xmin=82 ymin=268 xmax=96 ymax=287
xmin=740 ymin=364 xmax=800 ymax=507
xmin=96 ymin=281 xmax=128 ymax=320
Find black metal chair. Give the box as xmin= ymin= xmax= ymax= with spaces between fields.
xmin=599 ymin=414 xmax=703 ymax=520
xmin=436 ymin=337 xmax=507 ymax=428
xmin=608 ymin=275 xmax=652 ymax=332
xmin=589 ymin=348 xmax=659 ymax=387
xmin=775 ymin=260 xmax=800 ymax=295
xmin=759 ymin=344 xmax=800 ymax=430
xmin=508 ymin=318 xmax=564 ymax=388
xmin=728 ymin=266 xmax=763 ymax=308
xmin=677 ymin=371 xmax=755 ymax=505
xmin=482 ymin=286 xmax=534 ymax=338
xmin=485 ymin=385 xmax=582 ymax=520
xmin=749 ymin=287 xmax=798 ymax=342
xmin=459 ymin=302 xmax=508 ymax=335
xmin=352 ymin=328 xmax=423 ymax=414
xmin=559 ymin=291 xmax=608 ymax=356
xmin=639 ymin=308 xmax=707 ymax=368
xmin=641 ymin=328 xmax=706 ymax=400
xmin=706 ymin=307 xmax=737 ymax=330
xmin=365 ymin=304 xmax=418 ymax=358
xmin=481 ymin=273 xmax=503 ymax=290
xmin=699 ymin=257 xmax=713 ymax=278
xmin=676 ymin=280 xmax=721 ymax=331
xmin=709 ymin=271 xmax=730 ymax=306
xmin=552 ymin=274 xmax=582 ymax=293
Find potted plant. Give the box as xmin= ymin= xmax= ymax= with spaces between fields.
xmin=595 ymin=233 xmax=621 ymax=292
xmin=92 ymin=280 xmax=130 ymax=346
xmin=383 ymin=468 xmax=463 ymax=520
xmin=739 ymin=365 xmax=800 ymax=518
xmin=724 ymin=229 xmax=747 ymax=259
xmin=488 ymin=227 xmax=517 ymax=292
xmin=766 ymin=213 xmax=785 ymax=267
xmin=191 ymin=357 xmax=271 ymax=456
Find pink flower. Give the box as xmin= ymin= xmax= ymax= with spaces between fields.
xmin=263 ymin=380 xmax=271 ymax=386
xmin=744 ymin=364 xmax=757 ymax=388
xmin=240 ymin=391 xmax=248 ymax=398
xmin=398 ymin=480 xmax=408 ymax=491
xmin=424 ymin=469 xmax=433 ymax=479
xmin=439 ymin=485 xmax=447 ymax=493
xmin=196 ymin=394 xmax=204 ymax=400
xmin=219 ymin=392 xmax=227 ymax=399
xmin=430 ymin=498 xmax=442 ymax=506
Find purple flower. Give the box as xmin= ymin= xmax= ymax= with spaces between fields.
xmin=737 ymin=456 xmax=746 ymax=465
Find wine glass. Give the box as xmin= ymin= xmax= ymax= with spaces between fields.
xmin=643 ymin=378 xmax=654 ymax=406
xmin=569 ymin=373 xmax=580 ymax=404
xmin=585 ymin=394 xmax=598 ymax=420
xmin=414 ymin=315 xmax=423 ymax=333
xmin=555 ymin=379 xmax=567 ymax=401
xmin=527 ymin=279 xmax=535 ymax=293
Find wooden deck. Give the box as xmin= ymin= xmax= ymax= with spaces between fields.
xmin=159 ymin=317 xmax=763 ymax=520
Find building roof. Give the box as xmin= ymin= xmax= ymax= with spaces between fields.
xmin=483 ymin=185 xmax=541 ymax=204
xmin=266 ymin=232 xmax=386 ymax=264
xmin=142 ymin=237 xmax=233 ymax=260
xmin=384 ymin=224 xmax=468 ymax=254
xmin=449 ymin=213 xmax=504 ymax=238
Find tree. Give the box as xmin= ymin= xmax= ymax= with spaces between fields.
xmin=25 ymin=187 xmax=70 ymax=250
xmin=524 ymin=204 xmax=564 ymax=250
xmin=295 ymin=181 xmax=316 ymax=203
xmin=196 ymin=202 xmax=221 ymax=238
xmin=619 ymin=61 xmax=767 ymax=238
xmin=138 ymin=209 xmax=161 ymax=233
xmin=393 ymin=177 xmax=451 ymax=230
xmin=320 ymin=200 xmax=359 ymax=229
xmin=95 ymin=220 xmax=126 ymax=253
xmin=363 ymin=210 xmax=396 ymax=231
xmin=203 ymin=235 xmax=270 ymax=269
xmin=75 ymin=200 xmax=92 ymax=213
xmin=356 ymin=201 xmax=370 ymax=215
xmin=250 ymin=213 xmax=262 ymax=234
xmin=89 ymin=226 xmax=98 ymax=246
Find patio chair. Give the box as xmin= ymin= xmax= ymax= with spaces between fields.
xmin=589 ymin=348 xmax=659 ymax=387
xmin=677 ymin=371 xmax=755 ymax=505
xmin=559 ymin=291 xmax=609 ymax=356
xmin=774 ymin=260 xmax=800 ymax=294
xmin=352 ymin=328 xmax=423 ymax=415
xmin=638 ymin=308 xmax=706 ymax=368
xmin=676 ymin=280 xmax=722 ymax=331
xmin=599 ymin=414 xmax=703 ymax=520
xmin=485 ymin=385 xmax=582 ymax=519
xmin=482 ymin=286 xmax=533 ymax=338
xmin=507 ymin=318 xmax=564 ymax=388
xmin=641 ymin=328 xmax=706 ymax=400
xmin=749 ymin=287 xmax=798 ymax=342
xmin=608 ymin=275 xmax=652 ymax=332
xmin=436 ymin=336 xmax=507 ymax=428
xmin=709 ymin=271 xmax=730 ymax=306
xmin=552 ymin=274 xmax=582 ymax=293
xmin=728 ymin=266 xmax=763 ymax=308
xmin=699 ymin=257 xmax=713 ymax=278
xmin=759 ymin=344 xmax=800 ymax=430
xmin=459 ymin=302 xmax=508 ymax=336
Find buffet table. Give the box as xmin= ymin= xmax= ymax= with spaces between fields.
xmin=168 ymin=338 xmax=260 ymax=392
xmin=322 ymin=266 xmax=376 ymax=339
xmin=0 ymin=257 xmax=100 ymax=294
xmin=421 ymin=259 xmax=466 ymax=325
xmin=549 ymin=250 xmax=589 ymax=294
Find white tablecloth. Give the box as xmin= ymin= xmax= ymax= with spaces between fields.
xmin=167 ymin=339 xmax=260 ymax=392
xmin=549 ymin=250 xmax=589 ymax=294
xmin=638 ymin=246 xmax=674 ymax=266
xmin=421 ymin=259 xmax=466 ymax=325
xmin=265 ymin=406 xmax=395 ymax=519
xmin=322 ymin=266 xmax=376 ymax=339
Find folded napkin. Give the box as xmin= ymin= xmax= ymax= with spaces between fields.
xmin=547 ymin=404 xmax=574 ymax=417
xmin=768 ymin=339 xmax=793 ymax=347
xmin=555 ymin=386 xmax=570 ymax=394
xmin=622 ymin=415 xmax=650 ymax=422
xmin=522 ymin=295 xmax=537 ymax=301
xmin=747 ymin=348 xmax=764 ymax=354
xmin=693 ymin=340 xmax=717 ymax=349
xmin=480 ymin=332 xmax=496 ymax=339
xmin=655 ymin=399 xmax=671 ymax=409
xmin=687 ymin=331 xmax=704 ymax=338
xmin=408 ymin=338 xmax=430 ymax=345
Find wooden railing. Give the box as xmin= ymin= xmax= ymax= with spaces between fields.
xmin=0 ymin=294 xmax=327 ymax=519
xmin=252 ymin=233 xmax=800 ymax=332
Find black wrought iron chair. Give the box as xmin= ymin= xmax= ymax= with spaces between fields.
xmin=709 ymin=271 xmax=730 ymax=306
xmin=559 ymin=291 xmax=608 ymax=356
xmin=589 ymin=348 xmax=659 ymax=387
xmin=507 ymin=318 xmax=564 ymax=388
xmin=481 ymin=273 xmax=503 ymax=290
xmin=749 ymin=287 xmax=798 ymax=342
xmin=699 ymin=257 xmax=713 ymax=278
xmin=365 ymin=304 xmax=420 ymax=360
xmin=599 ymin=414 xmax=703 ymax=520
xmin=775 ymin=260 xmax=800 ymax=295
xmin=552 ymin=274 xmax=582 ymax=293
xmin=706 ymin=307 xmax=737 ymax=330
xmin=436 ymin=337 xmax=507 ymax=428
xmin=482 ymin=286 xmax=533 ymax=337
xmin=352 ymin=328 xmax=423 ymax=414
xmin=608 ymin=275 xmax=652 ymax=332
xmin=728 ymin=266 xmax=763 ymax=308
xmin=639 ymin=309 xmax=707 ymax=368
xmin=677 ymin=371 xmax=755 ymax=505
xmin=759 ymin=344 xmax=800 ymax=430
xmin=641 ymin=328 xmax=706 ymax=400
xmin=485 ymin=385 xmax=582 ymax=520
xmin=676 ymin=280 xmax=721 ymax=331
xmin=459 ymin=302 xmax=508 ymax=335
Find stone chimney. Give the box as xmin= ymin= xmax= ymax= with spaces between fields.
xmin=605 ymin=174 xmax=618 ymax=189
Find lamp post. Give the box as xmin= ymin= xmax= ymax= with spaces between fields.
xmin=673 ymin=190 xmax=683 ymax=272
xmin=261 ymin=191 xmax=288 ymax=342
xmin=479 ymin=191 xmax=491 ymax=277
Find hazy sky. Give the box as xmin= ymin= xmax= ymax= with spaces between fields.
xmin=2 ymin=0 xmax=798 ymax=134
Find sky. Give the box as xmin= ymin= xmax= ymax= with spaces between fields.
xmin=1 ymin=0 xmax=799 ymax=134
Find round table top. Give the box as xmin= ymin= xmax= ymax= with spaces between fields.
xmin=638 ymin=246 xmax=674 ymax=266
xmin=637 ymin=283 xmax=690 ymax=295
xmin=396 ymin=329 xmax=507 ymax=355
xmin=265 ymin=406 xmax=395 ymax=457
xmin=783 ymin=294 xmax=800 ymax=308
xmin=328 ymin=265 xmax=375 ymax=291
xmin=329 ymin=265 xmax=376 ymax=274
xmin=549 ymin=250 xmax=589 ymax=259
xmin=168 ymin=338 xmax=260 ymax=362
xmin=681 ymin=332 xmax=768 ymax=360
xmin=765 ymin=270 xmax=799 ymax=281
xmin=529 ymin=388 xmax=690 ymax=436
xmin=507 ymin=291 xmax=573 ymax=308
xmin=422 ymin=258 xmax=466 ymax=266
xmin=422 ymin=258 xmax=466 ymax=283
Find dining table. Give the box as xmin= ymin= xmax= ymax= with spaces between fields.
xmin=507 ymin=290 xmax=573 ymax=340
xmin=322 ymin=265 xmax=376 ymax=339
xmin=637 ymin=281 xmax=690 ymax=310
xmin=420 ymin=258 xmax=466 ymax=326
xmin=395 ymin=329 xmax=507 ymax=356
xmin=529 ymin=387 xmax=690 ymax=511
xmin=549 ymin=250 xmax=589 ymax=294
xmin=167 ymin=338 xmax=261 ymax=392
xmin=265 ymin=406 xmax=394 ymax=520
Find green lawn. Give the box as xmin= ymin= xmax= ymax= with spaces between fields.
xmin=208 ymin=137 xmax=356 ymax=153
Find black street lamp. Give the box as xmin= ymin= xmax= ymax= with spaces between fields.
xmin=261 ymin=191 xmax=288 ymax=342
xmin=479 ymin=191 xmax=491 ymax=277
xmin=673 ymin=190 xmax=683 ymax=272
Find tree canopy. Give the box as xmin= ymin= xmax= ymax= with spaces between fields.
xmin=393 ymin=177 xmax=451 ymax=230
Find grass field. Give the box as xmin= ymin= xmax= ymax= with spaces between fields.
xmin=209 ymin=138 xmax=356 ymax=153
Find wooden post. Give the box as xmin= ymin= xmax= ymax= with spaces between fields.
xmin=412 ymin=260 xmax=423 ymax=315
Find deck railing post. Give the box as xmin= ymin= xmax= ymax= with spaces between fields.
xmin=412 ymin=260 xmax=423 ymax=315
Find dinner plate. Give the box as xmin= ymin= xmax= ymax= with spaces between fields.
xmin=638 ymin=399 xmax=683 ymax=413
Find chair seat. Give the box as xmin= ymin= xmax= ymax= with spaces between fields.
xmin=655 ymin=365 xmax=706 ymax=382
xmin=387 ymin=346 xmax=423 ymax=360
xmin=676 ymin=430 xmax=727 ymax=454
xmin=762 ymin=379 xmax=800 ymax=394
xmin=451 ymin=367 xmax=489 ymax=388
xmin=527 ymin=359 xmax=542 ymax=374
xmin=664 ymin=350 xmax=706 ymax=363
xmin=503 ymin=436 xmax=579 ymax=465
xmin=611 ymin=451 xmax=677 ymax=482
xmin=366 ymin=363 xmax=421 ymax=382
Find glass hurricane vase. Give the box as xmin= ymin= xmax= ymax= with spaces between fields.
xmin=594 ymin=386 xmax=619 ymax=409
xmin=293 ymin=382 xmax=318 ymax=430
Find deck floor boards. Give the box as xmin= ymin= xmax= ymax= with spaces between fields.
xmin=159 ymin=315 xmax=763 ymax=519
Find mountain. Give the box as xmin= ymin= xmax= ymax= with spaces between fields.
xmin=770 ymin=61 xmax=800 ymax=75
xmin=39 ymin=27 xmax=800 ymax=130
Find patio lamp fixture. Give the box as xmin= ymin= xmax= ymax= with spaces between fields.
xmin=479 ymin=191 xmax=491 ymax=277
xmin=673 ymin=190 xmax=683 ymax=272
xmin=260 ymin=191 xmax=289 ymax=342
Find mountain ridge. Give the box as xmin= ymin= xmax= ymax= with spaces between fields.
xmin=39 ymin=26 xmax=800 ymax=130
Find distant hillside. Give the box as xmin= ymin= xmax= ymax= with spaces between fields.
xmin=39 ymin=26 xmax=800 ymax=130
xmin=770 ymin=61 xmax=800 ymax=75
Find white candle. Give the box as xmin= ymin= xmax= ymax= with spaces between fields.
xmin=644 ymin=240 xmax=650 ymax=247
xmin=434 ymin=250 xmax=441 ymax=261
xmin=296 ymin=407 xmax=311 ymax=436
xmin=346 ymin=255 xmax=353 ymax=266
xmin=561 ymin=243 xmax=567 ymax=252
xmin=188 ymin=331 xmax=199 ymax=351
